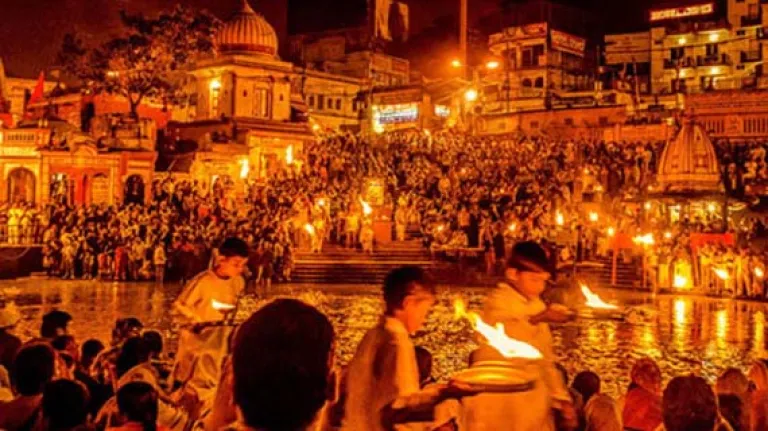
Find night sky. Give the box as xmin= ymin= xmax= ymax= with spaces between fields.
xmin=1 ymin=0 xmax=673 ymax=78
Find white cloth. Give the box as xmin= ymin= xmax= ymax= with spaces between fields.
xmin=342 ymin=317 xmax=437 ymax=431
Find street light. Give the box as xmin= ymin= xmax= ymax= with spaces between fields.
xmin=464 ymin=88 xmax=478 ymax=102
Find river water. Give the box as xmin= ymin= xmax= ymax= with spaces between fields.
xmin=1 ymin=279 xmax=765 ymax=397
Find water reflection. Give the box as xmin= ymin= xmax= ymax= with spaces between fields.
xmin=1 ymin=280 xmax=767 ymax=396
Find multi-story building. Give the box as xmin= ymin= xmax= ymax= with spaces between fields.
xmin=604 ymin=0 xmax=768 ymax=95
xmin=482 ymin=22 xmax=596 ymax=114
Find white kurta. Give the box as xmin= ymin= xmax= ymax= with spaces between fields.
xmin=442 ymin=283 xmax=570 ymax=431
xmin=343 ymin=317 xmax=438 ymax=431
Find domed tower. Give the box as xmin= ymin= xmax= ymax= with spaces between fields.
xmin=657 ymin=120 xmax=722 ymax=194
xmin=216 ymin=0 xmax=279 ymax=58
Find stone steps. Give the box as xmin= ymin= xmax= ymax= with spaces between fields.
xmin=573 ymin=257 xmax=642 ymax=290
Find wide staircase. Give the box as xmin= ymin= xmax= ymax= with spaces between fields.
xmin=573 ymin=255 xmax=643 ymax=290
xmin=292 ymin=240 xmax=434 ymax=284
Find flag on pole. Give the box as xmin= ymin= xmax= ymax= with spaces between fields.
xmin=27 ymin=71 xmax=46 ymax=107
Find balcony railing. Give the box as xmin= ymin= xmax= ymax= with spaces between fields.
xmin=742 ymin=14 xmax=762 ymax=27
xmin=742 ymin=50 xmax=763 ymax=62
xmin=664 ymin=57 xmax=696 ymax=69
xmin=697 ymin=54 xmax=732 ymax=66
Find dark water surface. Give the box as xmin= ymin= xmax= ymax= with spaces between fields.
xmin=1 ymin=280 xmax=766 ymax=396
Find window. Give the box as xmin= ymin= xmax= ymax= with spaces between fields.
xmin=599 ymin=116 xmax=609 ymax=126
xmin=308 ymin=95 xmax=315 ymax=107
xmin=534 ymin=77 xmax=544 ymax=88
xmin=318 ymin=95 xmax=325 ymax=110
xmin=522 ymin=45 xmax=544 ymax=68
xmin=522 ymin=78 xmax=533 ymax=87
xmin=530 ymin=121 xmax=539 ymax=129
xmin=327 ymin=98 xmax=333 ymax=109
xmin=251 ymin=87 xmax=269 ymax=118
xmin=670 ymin=47 xmax=685 ymax=61
xmin=705 ymin=43 xmax=719 ymax=57
xmin=335 ymin=99 xmax=342 ymax=110
xmin=564 ymin=118 xmax=574 ymax=126
xmin=737 ymin=29 xmax=747 ymax=36
xmin=210 ymin=86 xmax=221 ymax=117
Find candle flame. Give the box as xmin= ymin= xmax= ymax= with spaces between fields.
xmin=633 ymin=233 xmax=655 ymax=246
xmin=453 ymin=299 xmax=542 ymax=359
xmin=304 ymin=223 xmax=316 ymax=236
xmin=580 ymin=284 xmax=618 ymax=310
xmin=714 ymin=268 xmax=730 ymax=280
xmin=211 ymin=299 xmax=235 ymax=311
xmin=673 ymin=275 xmax=690 ymax=289
xmin=360 ymin=198 xmax=372 ymax=216
xmin=238 ymin=158 xmax=249 ymax=179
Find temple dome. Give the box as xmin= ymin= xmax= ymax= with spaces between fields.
xmin=657 ymin=120 xmax=722 ymax=193
xmin=217 ymin=0 xmax=278 ymax=58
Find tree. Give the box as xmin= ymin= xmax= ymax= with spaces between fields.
xmin=59 ymin=5 xmax=220 ymax=119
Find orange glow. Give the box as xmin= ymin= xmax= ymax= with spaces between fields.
xmin=607 ymin=227 xmax=615 ymax=237
xmin=673 ymin=275 xmax=691 ymax=289
xmin=451 ymin=59 xmax=462 ymax=68
xmin=580 ymin=284 xmax=619 ymax=310
xmin=304 ymin=223 xmax=316 ymax=236
xmin=486 ymin=60 xmax=500 ymax=70
xmin=360 ymin=198 xmax=372 ymax=216
xmin=755 ymin=268 xmax=765 ymax=279
xmin=211 ymin=299 xmax=235 ymax=311
xmin=556 ymin=212 xmax=565 ymax=226
xmin=454 ymin=299 xmax=543 ymax=359
xmin=238 ymin=158 xmax=249 ymax=179
xmin=508 ymin=223 xmax=517 ymax=232
xmin=714 ymin=268 xmax=730 ymax=281
xmin=588 ymin=211 xmax=599 ymax=222
xmin=633 ymin=233 xmax=655 ymax=246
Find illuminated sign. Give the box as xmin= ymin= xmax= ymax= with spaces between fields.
xmin=551 ymin=30 xmax=586 ymax=57
xmin=434 ymin=105 xmax=450 ymax=118
xmin=650 ymin=3 xmax=714 ymax=21
xmin=373 ymin=103 xmax=419 ymax=126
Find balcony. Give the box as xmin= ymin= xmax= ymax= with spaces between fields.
xmin=664 ymin=57 xmax=696 ymax=69
xmin=742 ymin=14 xmax=762 ymax=27
xmin=697 ymin=53 xmax=732 ymax=66
xmin=742 ymin=50 xmax=763 ymax=63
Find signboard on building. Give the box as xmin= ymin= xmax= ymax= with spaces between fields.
xmin=605 ymin=32 xmax=651 ymax=64
xmin=649 ymin=2 xmax=714 ymax=21
xmin=551 ymin=30 xmax=586 ymax=57
xmin=373 ymin=103 xmax=419 ymax=125
xmin=489 ymin=23 xmax=548 ymax=45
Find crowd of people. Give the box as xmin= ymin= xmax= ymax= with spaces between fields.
xmin=1 ymin=127 xmax=768 ymax=298
xmin=0 ymin=239 xmax=767 ymax=431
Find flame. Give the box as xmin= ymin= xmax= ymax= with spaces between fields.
xmin=508 ymin=223 xmax=517 ymax=232
xmin=664 ymin=231 xmax=672 ymax=239
xmin=436 ymin=224 xmax=445 ymax=233
xmin=673 ymin=275 xmax=690 ymax=289
xmin=360 ymin=198 xmax=372 ymax=216
xmin=607 ymin=227 xmax=615 ymax=237
xmin=286 ymin=145 xmax=294 ymax=164
xmin=588 ymin=211 xmax=599 ymax=222
xmin=580 ymin=284 xmax=619 ymax=310
xmin=453 ymin=299 xmax=542 ymax=359
xmin=238 ymin=158 xmax=249 ymax=179
xmin=633 ymin=233 xmax=655 ymax=246
xmin=304 ymin=223 xmax=316 ymax=236
xmin=714 ymin=268 xmax=730 ymax=280
xmin=211 ymin=299 xmax=235 ymax=311
xmin=317 ymin=198 xmax=326 ymax=207
xmin=555 ymin=212 xmax=564 ymax=226
xmin=756 ymin=268 xmax=765 ymax=279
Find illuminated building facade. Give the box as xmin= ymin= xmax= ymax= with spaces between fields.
xmin=605 ymin=0 xmax=768 ymax=95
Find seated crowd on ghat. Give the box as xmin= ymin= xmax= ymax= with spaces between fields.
xmin=1 ymin=126 xmax=768 ymax=298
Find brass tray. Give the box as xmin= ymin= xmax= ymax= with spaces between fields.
xmin=450 ymin=365 xmax=536 ymax=393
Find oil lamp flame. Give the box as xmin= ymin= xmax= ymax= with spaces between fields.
xmin=211 ymin=299 xmax=235 ymax=311
xmin=555 ymin=212 xmax=564 ymax=226
xmin=453 ymin=299 xmax=543 ymax=359
xmin=714 ymin=268 xmax=730 ymax=280
xmin=580 ymin=284 xmax=618 ymax=310
xmin=360 ymin=198 xmax=372 ymax=216
xmin=673 ymin=275 xmax=689 ymax=289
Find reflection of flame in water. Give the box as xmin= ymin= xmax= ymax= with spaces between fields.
xmin=673 ymin=298 xmax=689 ymax=351
xmin=453 ymin=299 xmax=543 ymax=359
xmin=674 ymin=299 xmax=687 ymax=326
xmin=580 ymin=284 xmax=619 ymax=309
xmin=754 ymin=312 xmax=765 ymax=356
xmin=212 ymin=299 xmax=236 ymax=311
xmin=716 ymin=309 xmax=728 ymax=345
xmin=714 ymin=268 xmax=730 ymax=280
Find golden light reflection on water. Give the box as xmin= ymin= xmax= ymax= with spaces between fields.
xmin=5 ymin=280 xmax=768 ymax=397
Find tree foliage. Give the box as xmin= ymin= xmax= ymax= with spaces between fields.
xmin=59 ymin=5 xmax=220 ymax=118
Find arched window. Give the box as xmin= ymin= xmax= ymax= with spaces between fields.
xmin=522 ymin=78 xmax=533 ymax=87
xmin=534 ymin=77 xmax=544 ymax=88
